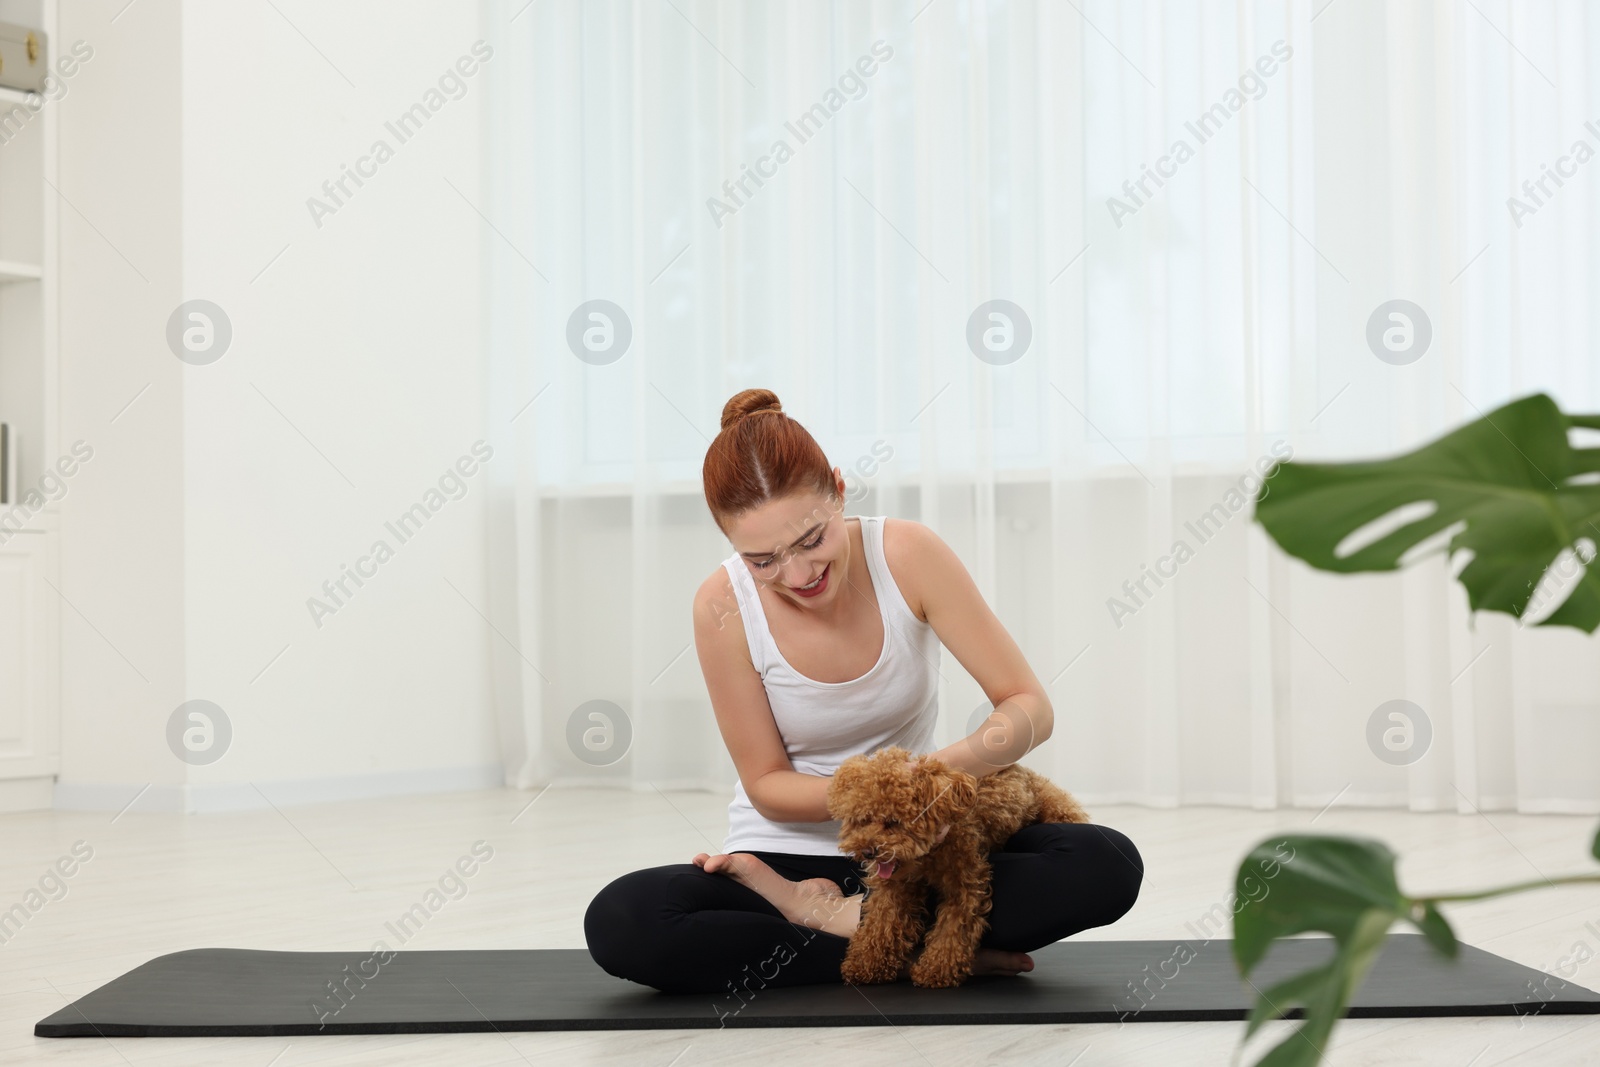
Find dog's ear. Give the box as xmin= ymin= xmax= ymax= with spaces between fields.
xmin=921 ymin=764 xmax=977 ymax=826
xmin=826 ymin=755 xmax=869 ymax=820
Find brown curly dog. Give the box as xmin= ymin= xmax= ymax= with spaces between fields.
xmin=825 ymin=745 xmax=1091 ymax=989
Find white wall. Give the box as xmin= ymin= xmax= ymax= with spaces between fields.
xmin=55 ymin=0 xmax=188 ymax=803
xmin=54 ymin=0 xmax=500 ymax=810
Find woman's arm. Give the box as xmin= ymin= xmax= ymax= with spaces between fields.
xmin=743 ymin=768 xmax=831 ymax=822
xmin=929 ymin=690 xmax=1053 ymax=777
xmin=694 ymin=570 xmax=833 ymax=823
xmin=889 ymin=519 xmax=1055 ymax=779
xmin=693 ymin=519 xmax=1056 ymax=827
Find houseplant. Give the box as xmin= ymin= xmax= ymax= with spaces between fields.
xmin=1233 ymin=393 xmax=1600 ymax=1066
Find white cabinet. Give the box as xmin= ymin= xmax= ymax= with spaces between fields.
xmin=0 ymin=0 xmax=58 ymax=811
xmin=0 ymin=521 xmax=57 ymax=807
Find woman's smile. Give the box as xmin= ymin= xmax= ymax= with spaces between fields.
xmin=790 ymin=561 xmax=831 ymax=597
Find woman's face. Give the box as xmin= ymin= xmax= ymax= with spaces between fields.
xmin=730 ymin=480 xmax=848 ymax=607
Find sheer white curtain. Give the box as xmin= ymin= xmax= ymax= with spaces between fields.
xmin=481 ymin=0 xmax=1600 ymax=815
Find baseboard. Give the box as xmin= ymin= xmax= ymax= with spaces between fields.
xmin=0 ymin=775 xmax=55 ymax=812
xmin=50 ymin=763 xmax=507 ymax=814
xmin=42 ymin=771 xmax=1592 ymax=817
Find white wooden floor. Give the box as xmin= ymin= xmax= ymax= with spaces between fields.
xmin=3 ymin=786 xmax=1598 ymax=1066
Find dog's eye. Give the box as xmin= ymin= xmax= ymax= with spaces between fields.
xmin=882 ymin=819 xmax=898 ymax=828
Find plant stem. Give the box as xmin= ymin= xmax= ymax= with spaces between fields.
xmin=1419 ymin=872 xmax=1600 ymax=905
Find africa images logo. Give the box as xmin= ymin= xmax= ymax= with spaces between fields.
xmin=1106 ymin=40 xmax=1292 ymax=228
xmin=305 ymin=41 xmax=493 ymax=229
xmin=705 ymin=40 xmax=894 ymax=228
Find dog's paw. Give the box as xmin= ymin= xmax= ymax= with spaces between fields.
xmin=908 ymin=946 xmax=971 ymax=989
xmin=841 ymin=948 xmax=905 ymax=986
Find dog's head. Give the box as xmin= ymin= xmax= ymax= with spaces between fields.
xmin=826 ymin=746 xmax=977 ymax=881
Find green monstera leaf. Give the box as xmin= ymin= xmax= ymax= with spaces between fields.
xmin=1235 ymin=394 xmax=1600 ymax=1065
xmin=1231 ymin=829 xmax=1600 ymax=1066
xmin=1232 ymin=835 xmax=1457 ymax=1067
xmin=1254 ymin=393 xmax=1600 ymax=631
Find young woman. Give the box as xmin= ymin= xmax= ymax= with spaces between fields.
xmin=583 ymin=388 xmax=1143 ymax=996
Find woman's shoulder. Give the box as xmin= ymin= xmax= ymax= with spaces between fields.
xmin=694 ymin=560 xmax=739 ymax=611
xmin=693 ymin=563 xmax=758 ymax=676
xmin=876 ymin=516 xmax=939 ymax=624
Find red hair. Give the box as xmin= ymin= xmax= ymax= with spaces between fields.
xmin=702 ymin=388 xmax=836 ymax=535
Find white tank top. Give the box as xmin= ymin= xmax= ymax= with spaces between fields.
xmin=718 ymin=515 xmax=942 ymax=856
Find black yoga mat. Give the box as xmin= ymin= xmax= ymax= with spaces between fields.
xmin=36 ymin=934 xmax=1600 ymax=1036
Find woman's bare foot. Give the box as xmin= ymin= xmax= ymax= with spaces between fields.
xmin=973 ymin=948 xmax=1034 ymax=976
xmin=693 ymin=852 xmax=863 ymax=938
xmin=898 ymin=947 xmax=1034 ymax=980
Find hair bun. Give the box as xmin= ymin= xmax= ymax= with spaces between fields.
xmin=720 ymin=388 xmax=783 ymax=430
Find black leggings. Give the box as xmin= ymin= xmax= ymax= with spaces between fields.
xmin=583 ymin=822 xmax=1143 ymax=997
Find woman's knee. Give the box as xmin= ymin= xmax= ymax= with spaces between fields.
xmin=583 ymin=875 xmax=635 ymax=974
xmin=584 ymin=867 xmax=674 ymax=986
xmin=586 ymin=864 xmax=742 ymax=993
xmin=1078 ymin=824 xmax=1144 ymax=920
xmin=1023 ymin=821 xmax=1144 ymax=920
